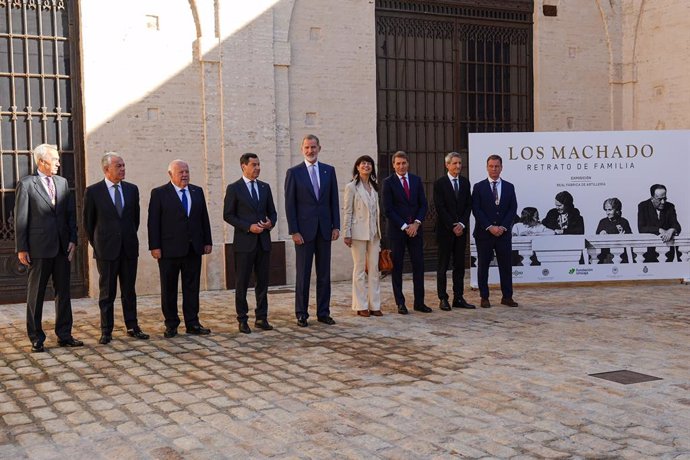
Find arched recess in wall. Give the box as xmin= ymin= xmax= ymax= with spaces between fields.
xmin=188 ymin=0 xmax=202 ymax=38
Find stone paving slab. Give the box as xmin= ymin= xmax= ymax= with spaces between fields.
xmin=0 ymin=274 xmax=689 ymax=459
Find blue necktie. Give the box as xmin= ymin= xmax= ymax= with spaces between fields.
xmin=180 ymin=188 xmax=189 ymax=216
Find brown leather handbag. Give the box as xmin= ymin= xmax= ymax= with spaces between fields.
xmin=365 ymin=248 xmax=393 ymax=275
xmin=378 ymin=249 xmax=393 ymax=274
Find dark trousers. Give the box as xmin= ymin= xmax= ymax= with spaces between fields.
xmin=96 ymin=255 xmax=138 ymax=333
xmin=294 ymin=233 xmax=331 ymax=319
xmin=476 ymin=235 xmax=513 ymax=300
xmin=234 ymin=247 xmax=270 ymax=322
xmin=157 ymin=245 xmax=202 ymax=329
xmin=390 ymin=232 xmax=425 ymax=307
xmin=437 ymin=233 xmax=467 ymax=300
xmin=26 ymin=253 xmax=73 ymax=343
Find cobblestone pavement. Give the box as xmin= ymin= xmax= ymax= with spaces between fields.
xmin=1 ymin=274 xmax=689 ymax=459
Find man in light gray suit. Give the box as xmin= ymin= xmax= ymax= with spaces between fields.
xmin=15 ymin=144 xmax=82 ymax=352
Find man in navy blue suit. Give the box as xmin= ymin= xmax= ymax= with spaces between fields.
xmin=382 ymin=151 xmax=431 ymax=314
xmin=224 ymin=153 xmax=277 ymax=334
xmin=471 ymin=154 xmax=518 ymax=308
xmin=285 ymin=134 xmax=340 ymax=327
xmin=148 ymin=160 xmax=213 ymax=338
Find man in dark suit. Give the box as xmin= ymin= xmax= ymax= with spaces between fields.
xmin=84 ymin=152 xmax=149 ymax=345
xmin=148 ymin=159 xmax=213 ymax=338
xmin=637 ymin=184 xmax=682 ymax=262
xmin=223 ymin=153 xmax=277 ymax=334
xmin=433 ymin=152 xmax=475 ymax=311
xmin=284 ymin=134 xmax=340 ymax=327
xmin=471 ymin=154 xmax=518 ymax=308
xmin=382 ymin=150 xmax=431 ymax=314
xmin=14 ymin=144 xmax=82 ymax=352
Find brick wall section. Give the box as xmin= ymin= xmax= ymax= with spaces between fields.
xmin=81 ymin=1 xmax=204 ymax=295
xmin=534 ymin=0 xmax=612 ymax=131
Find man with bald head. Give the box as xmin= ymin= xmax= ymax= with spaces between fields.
xmin=84 ymin=152 xmax=148 ymax=344
xmin=148 ymin=160 xmax=213 ymax=338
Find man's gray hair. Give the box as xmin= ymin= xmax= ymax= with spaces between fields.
xmin=167 ymin=159 xmax=187 ymax=172
xmin=101 ymin=152 xmax=121 ymax=169
xmin=444 ymin=151 xmax=462 ymax=164
xmin=32 ymin=144 xmax=58 ymax=166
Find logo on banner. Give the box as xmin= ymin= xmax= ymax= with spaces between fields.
xmin=612 ymin=266 xmax=619 ymax=275
xmin=542 ymin=269 xmax=550 ymax=277
xmin=512 ymin=269 xmax=524 ymax=278
xmin=643 ymin=266 xmax=649 ymax=274
xmin=569 ymin=267 xmax=594 ymax=276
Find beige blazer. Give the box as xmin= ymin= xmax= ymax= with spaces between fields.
xmin=342 ymin=180 xmax=381 ymax=240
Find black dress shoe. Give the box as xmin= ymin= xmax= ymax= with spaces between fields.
xmin=317 ymin=316 xmax=336 ymax=325
xmin=439 ymin=299 xmax=452 ymax=311
xmin=58 ymin=337 xmax=84 ymax=347
xmin=453 ymin=298 xmax=476 ymax=309
xmin=98 ymin=334 xmax=112 ymax=345
xmin=501 ymin=297 xmax=519 ymax=307
xmin=238 ymin=322 xmax=251 ymax=334
xmin=413 ymin=305 xmax=433 ymax=313
xmin=31 ymin=342 xmax=45 ymax=353
xmin=297 ymin=317 xmax=308 ymax=327
xmin=127 ymin=328 xmax=150 ymax=340
xmin=164 ymin=327 xmax=178 ymax=338
xmin=397 ymin=304 xmax=409 ymax=315
xmin=186 ymin=324 xmax=211 ymax=335
xmin=254 ymin=319 xmax=274 ymax=331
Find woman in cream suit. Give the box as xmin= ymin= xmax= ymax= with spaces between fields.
xmin=342 ymin=155 xmax=382 ymax=317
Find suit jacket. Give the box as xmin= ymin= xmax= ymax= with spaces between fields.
xmin=433 ymin=174 xmax=471 ymax=243
xmin=382 ymin=173 xmax=428 ymax=240
xmin=223 ymin=178 xmax=277 ymax=253
xmin=637 ymin=199 xmax=682 ymax=235
xmin=15 ymin=173 xmax=77 ymax=258
xmin=342 ymin=180 xmax=381 ymax=240
xmin=83 ymin=180 xmax=140 ymax=260
xmin=471 ymin=178 xmax=518 ymax=240
xmin=147 ymin=182 xmax=212 ymax=258
xmin=284 ymin=162 xmax=340 ymax=242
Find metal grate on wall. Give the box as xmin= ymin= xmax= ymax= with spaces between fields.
xmin=0 ymin=0 xmax=74 ymax=241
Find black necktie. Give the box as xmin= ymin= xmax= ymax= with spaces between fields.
xmin=250 ymin=181 xmax=259 ymax=203
xmin=113 ymin=184 xmax=123 ymax=217
xmin=453 ymin=178 xmax=459 ymax=196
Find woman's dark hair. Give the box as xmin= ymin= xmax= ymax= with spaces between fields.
xmin=352 ymin=155 xmax=378 ymax=192
xmin=520 ymin=207 xmax=540 ymax=225
xmin=555 ymin=190 xmax=574 ymax=210
xmin=603 ymin=197 xmax=622 ymax=218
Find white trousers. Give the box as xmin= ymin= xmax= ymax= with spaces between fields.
xmin=350 ymin=238 xmax=381 ymax=311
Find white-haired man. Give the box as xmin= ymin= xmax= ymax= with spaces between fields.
xmin=15 ymin=144 xmax=82 ymax=352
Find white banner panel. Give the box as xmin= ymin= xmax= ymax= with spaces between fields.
xmin=469 ymin=130 xmax=690 ymax=285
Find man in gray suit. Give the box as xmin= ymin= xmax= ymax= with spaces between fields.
xmin=15 ymin=144 xmax=82 ymax=352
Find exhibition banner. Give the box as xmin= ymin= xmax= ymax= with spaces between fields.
xmin=468 ymin=130 xmax=690 ymax=285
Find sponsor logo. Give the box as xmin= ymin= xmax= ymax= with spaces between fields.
xmin=643 ymin=266 xmax=649 ymax=273
xmin=512 ymin=269 xmax=524 ymax=278
xmin=569 ymin=268 xmax=575 ymax=274
xmin=612 ymin=266 xmax=619 ymax=275
xmin=542 ymin=269 xmax=550 ymax=277
xmin=569 ymin=267 xmax=594 ymax=276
